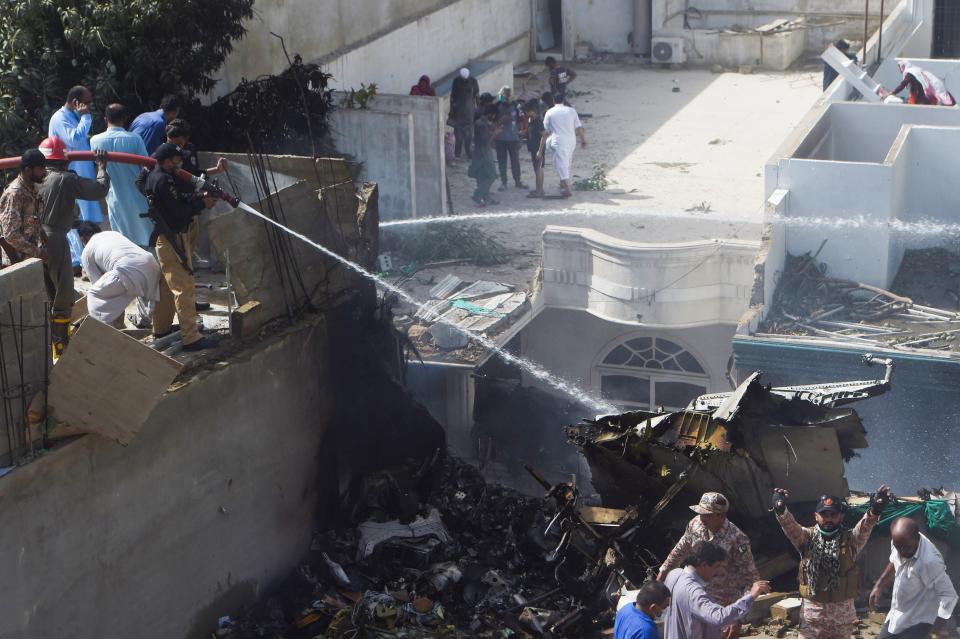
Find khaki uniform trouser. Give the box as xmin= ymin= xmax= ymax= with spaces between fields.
xmin=42 ymin=227 xmax=75 ymax=318
xmin=153 ymin=231 xmax=201 ymax=345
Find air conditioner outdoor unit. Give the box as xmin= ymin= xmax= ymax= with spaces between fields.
xmin=651 ymin=37 xmax=686 ymax=64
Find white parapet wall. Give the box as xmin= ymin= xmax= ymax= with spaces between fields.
xmin=539 ymin=226 xmax=761 ymax=328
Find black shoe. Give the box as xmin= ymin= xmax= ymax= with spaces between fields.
xmin=498 ymin=183 xmax=507 ymax=192
xmin=516 ymin=181 xmax=529 ymax=189
xmin=152 ymin=324 xmax=180 ymax=339
xmin=195 ymin=302 xmax=211 ymax=311
xmin=182 ymin=336 xmax=219 ymax=352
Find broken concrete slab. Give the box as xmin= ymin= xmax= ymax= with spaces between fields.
xmin=46 ymin=317 xmax=183 ymax=444
xmin=207 ymin=157 xmax=379 ymax=330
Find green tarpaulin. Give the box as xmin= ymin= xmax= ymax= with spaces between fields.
xmin=845 ymin=500 xmax=960 ymax=547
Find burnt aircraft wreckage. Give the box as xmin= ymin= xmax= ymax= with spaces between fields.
xmin=567 ymin=354 xmax=895 ymax=523
xmin=211 ymin=358 xmax=896 ymax=638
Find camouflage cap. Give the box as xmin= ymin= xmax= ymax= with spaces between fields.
xmin=690 ymin=492 xmax=729 ymax=515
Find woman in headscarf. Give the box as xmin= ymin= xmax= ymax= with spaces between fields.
xmin=410 ymin=75 xmax=435 ymax=97
xmin=884 ymin=63 xmax=955 ymax=106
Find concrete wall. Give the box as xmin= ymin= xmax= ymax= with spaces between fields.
xmin=212 ymin=0 xmax=529 ymax=99
xmin=572 ymin=0 xmax=635 ymax=54
xmin=355 ymin=93 xmax=447 ymax=217
xmin=520 ymin=307 xmax=736 ymax=404
xmin=330 ymin=109 xmax=416 ymax=220
xmin=648 ymin=0 xmax=898 ymax=65
xmin=0 ymin=259 xmax=47 ymax=465
xmin=214 ymin=0 xmax=454 ymax=97
xmin=320 ymin=0 xmax=529 ymax=95
xmin=405 ymin=363 xmax=476 ymax=459
xmin=540 ymin=226 xmax=760 ymax=328
xmin=0 ymin=318 xmax=333 ymax=639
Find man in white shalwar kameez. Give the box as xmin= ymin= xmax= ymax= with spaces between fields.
xmin=538 ymin=92 xmax=587 ymax=198
xmin=78 ymin=224 xmax=169 ymax=329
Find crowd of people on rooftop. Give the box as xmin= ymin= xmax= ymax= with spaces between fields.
xmin=0 ymin=86 xmax=227 ymax=356
xmin=413 ymin=57 xmax=586 ymax=207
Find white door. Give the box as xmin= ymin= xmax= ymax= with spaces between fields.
xmin=535 ymin=0 xmax=555 ymax=51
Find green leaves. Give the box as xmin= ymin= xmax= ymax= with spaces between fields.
xmin=0 ymin=0 xmax=254 ymax=155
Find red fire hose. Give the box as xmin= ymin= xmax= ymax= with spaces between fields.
xmin=0 ymin=151 xmax=239 ymax=206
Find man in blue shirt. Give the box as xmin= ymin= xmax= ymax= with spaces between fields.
xmin=615 ymin=580 xmax=671 ymax=639
xmin=91 ymin=103 xmax=154 ymax=248
xmin=129 ymin=95 xmax=181 ymax=155
xmin=48 ymin=85 xmax=101 ymax=224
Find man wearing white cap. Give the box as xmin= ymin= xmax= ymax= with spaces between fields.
xmin=657 ymin=492 xmax=760 ymax=639
xmin=449 ymin=67 xmax=479 ymax=159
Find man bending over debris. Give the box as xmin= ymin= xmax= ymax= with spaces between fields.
xmin=663 ymin=541 xmax=770 ymax=639
xmin=138 ymin=143 xmax=217 ymax=350
xmin=870 ymin=517 xmax=957 ymax=639
xmin=772 ymin=486 xmax=891 ymax=639
xmin=658 ymin=492 xmax=759 ymax=639
xmin=615 ymin=580 xmax=671 ymax=639
xmin=77 ymin=223 xmax=169 ymax=330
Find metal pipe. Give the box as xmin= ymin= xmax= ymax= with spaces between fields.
xmin=864 ymin=0 xmax=870 ymax=65
xmin=42 ymin=301 xmax=48 ymax=450
xmin=878 ymin=0 xmax=885 ymax=64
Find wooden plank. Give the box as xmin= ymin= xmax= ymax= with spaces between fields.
xmin=46 ymin=318 xmax=183 ymax=444
xmin=70 ymin=295 xmax=88 ymax=322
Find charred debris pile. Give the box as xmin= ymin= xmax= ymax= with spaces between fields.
xmin=760 ymin=251 xmax=960 ymax=350
xmin=213 ymin=359 xmax=910 ymax=638
xmin=214 ymin=455 xmax=662 ymax=638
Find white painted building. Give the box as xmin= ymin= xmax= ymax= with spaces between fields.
xmin=520 ymin=226 xmax=760 ymax=411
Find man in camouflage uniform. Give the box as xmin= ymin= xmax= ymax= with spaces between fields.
xmin=0 ymin=150 xmax=47 ymax=266
xmin=773 ymin=486 xmax=891 ymax=639
xmin=658 ymin=492 xmax=761 ymax=639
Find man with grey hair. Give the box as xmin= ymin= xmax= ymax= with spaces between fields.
xmin=870 ymin=517 xmax=957 ymax=639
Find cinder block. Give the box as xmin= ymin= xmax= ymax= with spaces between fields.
xmin=771 ymin=597 xmax=802 ymax=625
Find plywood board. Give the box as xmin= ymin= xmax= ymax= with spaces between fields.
xmin=47 ymin=318 xmax=183 ymax=444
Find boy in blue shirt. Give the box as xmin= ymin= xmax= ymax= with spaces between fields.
xmin=615 ymin=580 xmax=671 ymax=639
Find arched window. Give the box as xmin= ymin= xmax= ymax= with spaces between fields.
xmin=597 ymin=337 xmax=708 ymax=411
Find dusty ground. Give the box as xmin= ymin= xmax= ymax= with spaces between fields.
xmin=393 ymin=63 xmax=823 ymax=293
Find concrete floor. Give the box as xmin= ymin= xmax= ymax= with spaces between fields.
xmin=401 ymin=63 xmax=823 ymax=292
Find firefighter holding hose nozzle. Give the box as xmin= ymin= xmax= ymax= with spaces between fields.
xmin=137 ymin=143 xmax=218 ymax=351
xmin=37 ymin=136 xmax=110 ymax=357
